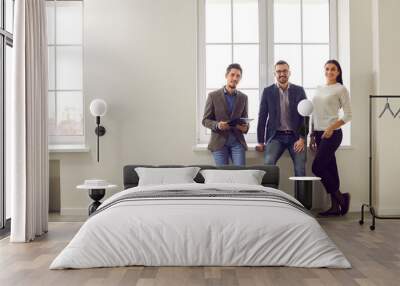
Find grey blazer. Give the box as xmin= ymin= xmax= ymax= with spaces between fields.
xmin=202 ymin=88 xmax=248 ymax=152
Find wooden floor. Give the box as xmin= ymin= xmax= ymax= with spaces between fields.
xmin=1 ymin=214 xmax=399 ymax=286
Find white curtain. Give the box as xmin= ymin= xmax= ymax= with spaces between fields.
xmin=9 ymin=0 xmax=49 ymax=242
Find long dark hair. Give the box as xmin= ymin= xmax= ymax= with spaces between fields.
xmin=325 ymin=59 xmax=343 ymax=85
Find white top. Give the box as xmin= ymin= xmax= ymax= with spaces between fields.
xmin=289 ymin=176 xmax=321 ymax=181
xmin=311 ymin=83 xmax=352 ymax=131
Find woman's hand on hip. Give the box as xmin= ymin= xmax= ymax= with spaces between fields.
xmin=322 ymin=127 xmax=334 ymax=139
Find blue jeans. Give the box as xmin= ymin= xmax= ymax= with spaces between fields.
xmin=264 ymin=133 xmax=305 ymax=176
xmin=212 ymin=133 xmax=245 ymax=166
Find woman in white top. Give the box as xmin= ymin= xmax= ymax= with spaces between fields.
xmin=310 ymin=60 xmax=352 ymax=216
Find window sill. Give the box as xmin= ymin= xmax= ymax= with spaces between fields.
xmin=193 ymin=143 xmax=354 ymax=151
xmin=49 ymin=144 xmax=90 ymax=153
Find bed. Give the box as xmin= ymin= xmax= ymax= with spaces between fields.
xmin=50 ymin=165 xmax=350 ymax=269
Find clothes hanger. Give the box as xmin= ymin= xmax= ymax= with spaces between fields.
xmin=378 ymin=98 xmax=395 ymax=118
xmin=394 ymin=106 xmax=400 ymax=118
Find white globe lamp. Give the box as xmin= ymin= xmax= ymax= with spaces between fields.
xmin=89 ymin=99 xmax=108 ymax=162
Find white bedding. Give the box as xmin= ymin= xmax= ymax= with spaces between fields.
xmin=50 ymin=183 xmax=351 ymax=269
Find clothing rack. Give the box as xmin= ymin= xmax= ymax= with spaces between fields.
xmin=359 ymin=95 xmax=400 ymax=230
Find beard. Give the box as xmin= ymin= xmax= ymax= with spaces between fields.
xmin=278 ymin=77 xmax=288 ymax=84
xmin=228 ymin=82 xmax=237 ymax=89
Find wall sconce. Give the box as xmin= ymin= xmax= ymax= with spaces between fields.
xmin=89 ymin=99 xmax=107 ymax=162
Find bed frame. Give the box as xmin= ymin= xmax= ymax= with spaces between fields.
xmin=123 ymin=165 xmax=279 ymax=189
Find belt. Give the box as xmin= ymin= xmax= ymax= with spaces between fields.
xmin=276 ymin=130 xmax=294 ymax=134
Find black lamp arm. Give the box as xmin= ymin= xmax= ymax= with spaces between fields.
xmin=94 ymin=116 xmax=106 ymax=162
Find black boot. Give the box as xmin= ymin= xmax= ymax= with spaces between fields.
xmin=318 ymin=194 xmax=341 ymax=216
xmin=339 ymin=193 xmax=351 ymax=215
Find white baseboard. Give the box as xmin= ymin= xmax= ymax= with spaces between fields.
xmin=61 ymin=208 xmax=88 ymax=216
xmin=349 ymin=204 xmax=359 ymax=213
xmin=374 ymin=208 xmax=400 ymax=216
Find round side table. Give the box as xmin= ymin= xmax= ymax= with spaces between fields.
xmin=77 ymin=183 xmax=117 ymax=215
xmin=289 ymin=176 xmax=321 ymax=210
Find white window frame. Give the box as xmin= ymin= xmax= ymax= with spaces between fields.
xmin=197 ymin=0 xmax=343 ymax=145
xmin=47 ymin=0 xmax=85 ymax=146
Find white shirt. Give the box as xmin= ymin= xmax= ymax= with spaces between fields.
xmin=311 ymin=83 xmax=352 ymax=131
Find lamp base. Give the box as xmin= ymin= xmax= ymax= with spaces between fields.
xmin=95 ymin=126 xmax=106 ymax=136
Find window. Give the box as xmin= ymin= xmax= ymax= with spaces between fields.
xmin=46 ymin=0 xmax=84 ymax=145
xmin=198 ymin=0 xmax=349 ymax=146
xmin=1 ymin=0 xmax=14 ymax=230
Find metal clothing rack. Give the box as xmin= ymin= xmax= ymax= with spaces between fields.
xmin=360 ymin=95 xmax=400 ymax=230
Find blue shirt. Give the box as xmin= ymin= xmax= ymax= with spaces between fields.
xmin=223 ymin=87 xmax=236 ymax=116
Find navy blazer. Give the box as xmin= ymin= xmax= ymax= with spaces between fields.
xmin=257 ymin=84 xmax=307 ymax=144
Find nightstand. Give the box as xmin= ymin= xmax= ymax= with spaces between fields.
xmin=77 ymin=180 xmax=117 ymax=215
xmin=289 ymin=176 xmax=321 ymax=210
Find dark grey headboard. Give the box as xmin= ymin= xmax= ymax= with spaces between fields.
xmin=123 ymin=165 xmax=280 ymax=189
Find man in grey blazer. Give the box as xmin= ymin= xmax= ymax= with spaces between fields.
xmin=202 ymin=63 xmax=249 ymax=166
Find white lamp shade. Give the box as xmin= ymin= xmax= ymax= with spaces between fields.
xmin=90 ymin=99 xmax=107 ymax=117
xmin=297 ymin=99 xmax=314 ymax=116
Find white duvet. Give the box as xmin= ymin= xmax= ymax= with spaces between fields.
xmin=50 ymin=183 xmax=351 ymax=269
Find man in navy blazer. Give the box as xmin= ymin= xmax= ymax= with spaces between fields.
xmin=256 ymin=60 xmax=307 ymax=176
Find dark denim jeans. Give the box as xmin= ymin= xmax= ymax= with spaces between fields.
xmin=264 ymin=132 xmax=306 ymax=176
xmin=312 ymin=129 xmax=343 ymax=194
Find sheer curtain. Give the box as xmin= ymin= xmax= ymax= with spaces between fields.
xmin=9 ymin=0 xmax=49 ymax=242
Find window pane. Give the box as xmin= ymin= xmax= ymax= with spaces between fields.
xmin=238 ymin=89 xmax=259 ymax=134
xmin=206 ymin=44 xmax=232 ymax=88
xmin=56 ymin=91 xmax=83 ymax=136
xmin=48 ymin=91 xmax=56 ymax=135
xmin=304 ymin=88 xmax=315 ymax=100
xmin=205 ymin=89 xmax=215 ymax=135
xmin=233 ymin=0 xmax=258 ymax=43
xmin=341 ymin=123 xmax=351 ymax=146
xmin=303 ymin=0 xmax=329 ymax=43
xmin=5 ymin=0 xmax=14 ymax=33
xmin=6 ymin=45 xmax=12 ymax=103
xmin=46 ymin=1 xmax=55 ymax=45
xmin=233 ymin=44 xmax=259 ymax=88
xmin=274 ymin=44 xmax=302 ymax=85
xmin=274 ymin=0 xmax=301 ymax=43
xmin=48 ymin=47 xmax=55 ymax=90
xmin=56 ymin=46 xmax=82 ymax=90
xmin=56 ymin=1 xmax=82 ymax=45
xmin=206 ymin=0 xmax=231 ymax=43
xmin=303 ymin=44 xmax=329 ymax=88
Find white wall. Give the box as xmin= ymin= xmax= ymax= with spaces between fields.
xmin=50 ymin=0 xmax=379 ymax=215
xmin=372 ymin=0 xmax=400 ymax=215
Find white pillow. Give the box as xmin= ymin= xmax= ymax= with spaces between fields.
xmin=135 ymin=167 xmax=201 ymax=186
xmin=200 ymin=169 xmax=266 ymax=185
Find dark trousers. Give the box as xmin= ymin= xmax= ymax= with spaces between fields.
xmin=312 ymin=129 xmax=343 ymax=194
